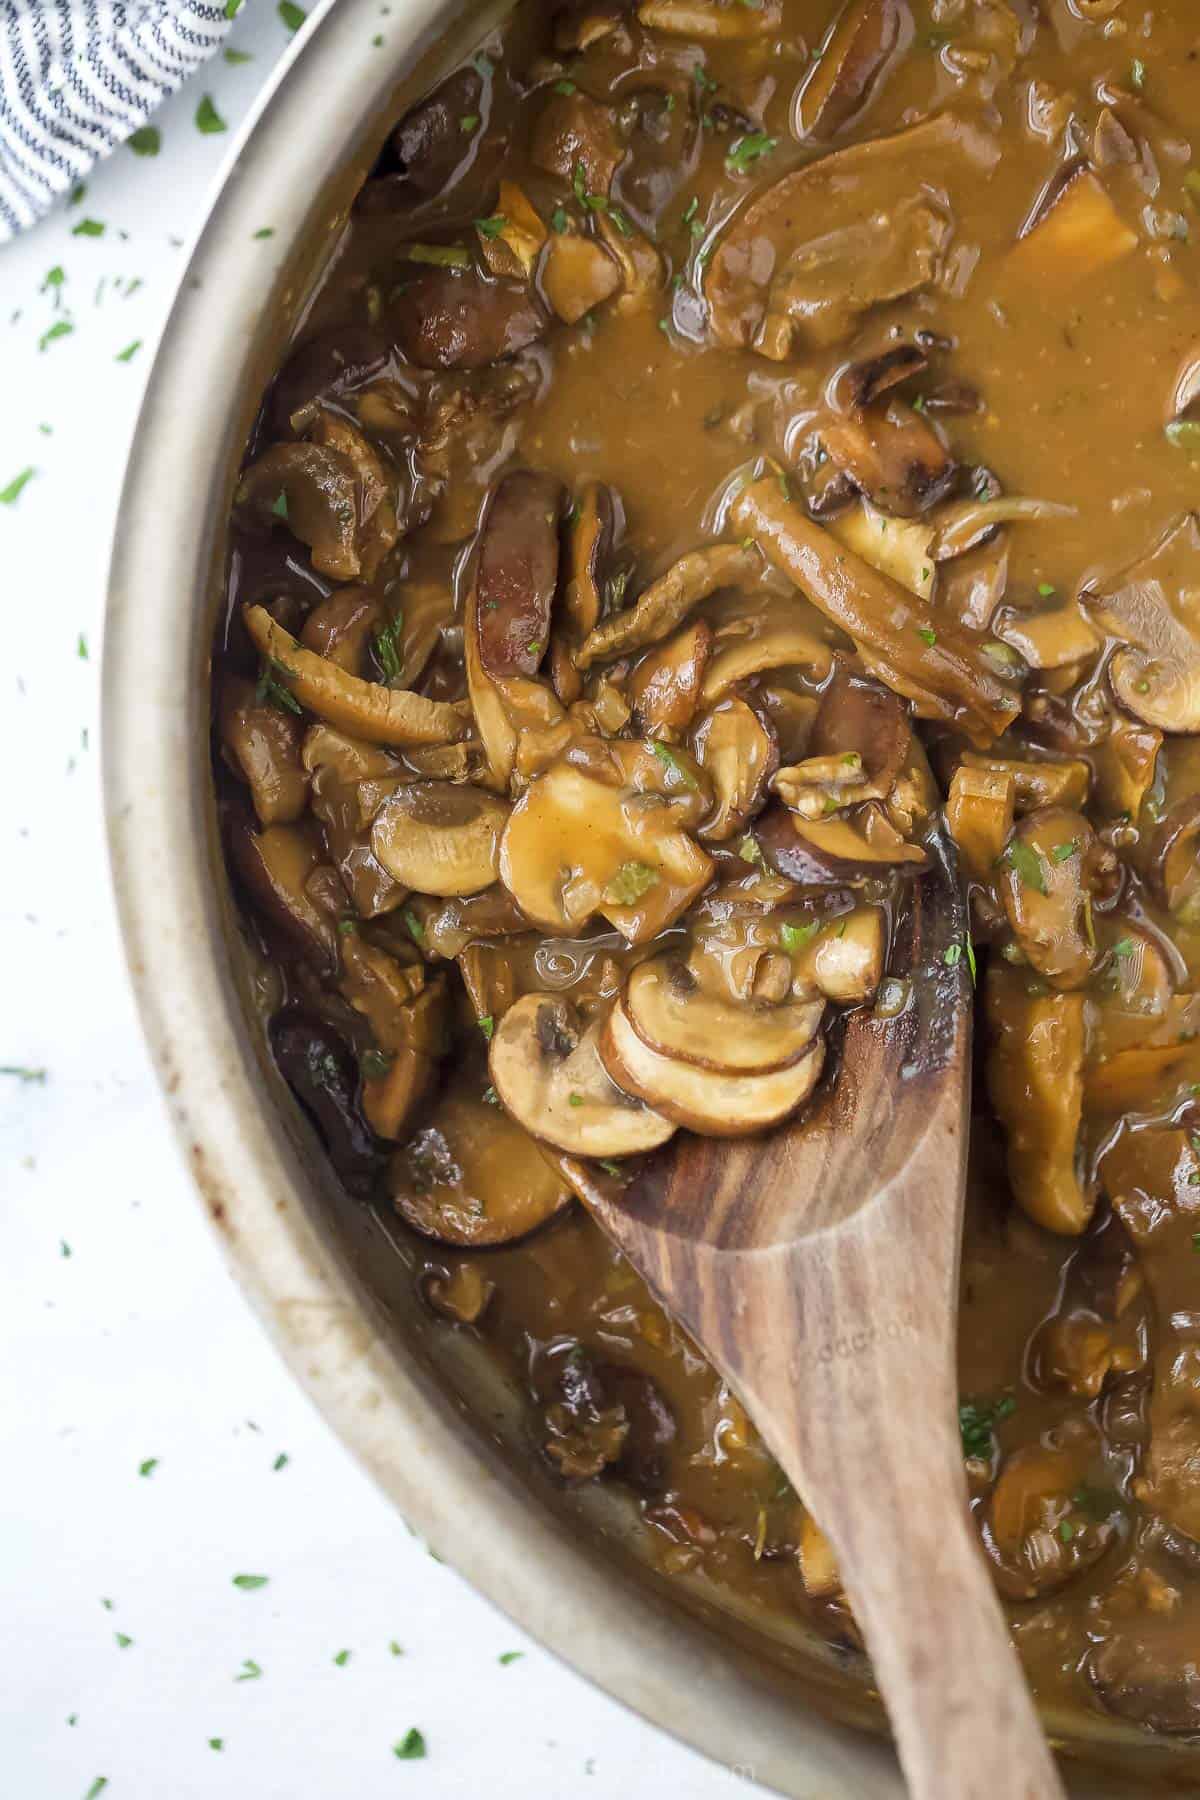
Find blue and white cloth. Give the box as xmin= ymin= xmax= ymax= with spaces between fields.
xmin=0 ymin=2 xmax=231 ymax=241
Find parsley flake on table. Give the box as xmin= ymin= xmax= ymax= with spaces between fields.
xmin=393 ymin=1728 xmax=427 ymax=1760
xmin=232 ymin=1573 xmax=269 ymax=1591
xmin=114 ymin=340 xmax=142 ymax=364
xmin=60 ymin=1240 xmax=71 ymax=1258
xmin=128 ymin=126 xmax=161 ymax=156
xmin=77 ymin=633 xmax=89 ymax=660
xmin=333 ymin=1648 xmax=352 ymax=1666
xmin=225 ymin=0 xmax=243 ymax=13
xmin=39 ymin=319 xmax=75 ymax=352
xmin=389 ymin=1640 xmax=404 ymax=1656
xmin=138 ymin=1458 xmax=159 ymax=1478
xmin=85 ymin=1781 xmax=108 ymax=1800
xmin=196 ymin=95 xmax=227 ymax=134
xmin=272 ymin=1452 xmax=289 ymax=1471
xmin=224 ymin=47 xmax=253 ymax=63
xmin=0 ymin=468 xmax=35 ymax=505
xmin=72 ymin=217 xmax=105 ymax=238
xmin=253 ymin=227 xmax=276 ymax=240
xmin=279 ymin=0 xmax=307 ymax=27
xmin=234 ymin=1658 xmax=263 ymax=1681
xmin=209 ymin=1738 xmax=224 ymax=1751
xmin=498 ymin=1650 xmax=524 ymax=1665
xmin=114 ymin=1632 xmax=133 ymax=1649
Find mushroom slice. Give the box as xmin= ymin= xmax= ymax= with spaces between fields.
xmin=388 ymin=263 xmax=549 ymax=372
xmin=629 ymin=620 xmax=712 ymax=735
xmin=732 ymin=477 xmax=1021 ymax=746
xmin=243 ymin=606 xmax=471 ymax=747
xmin=542 ymin=231 xmax=621 ymax=324
xmin=810 ymin=664 xmax=910 ymax=795
xmin=417 ymin=885 xmax=531 ymax=959
xmin=1089 ymin=1621 xmax=1200 ymax=1738
xmin=624 ymin=952 xmax=823 ymax=1076
xmin=932 ymin=495 xmax=1077 ymax=563
xmin=490 ymin=995 xmax=676 ymax=1157
xmin=981 ymin=1439 xmax=1117 ymax=1601
xmin=358 ymin=976 xmax=450 ymax=1141
xmin=228 ymin=817 xmax=340 ymax=968
xmin=997 ymin=807 xmax=1113 ymax=991
xmin=307 ymin=412 xmax=399 ymax=580
xmin=237 ymin=442 xmax=369 ymax=583
xmin=476 ymin=180 xmax=548 ymax=280
xmin=300 ymin=587 xmax=385 ymax=675
xmin=818 ymin=401 xmax=957 ymax=520
xmin=576 ymin=543 xmax=759 ymax=670
xmin=309 ymin=764 xmax=407 ymax=920
xmin=959 ymin=751 xmax=1089 ymax=815
xmin=985 ymin=958 xmax=1091 ymax=1236
xmin=499 ymin=750 xmax=713 ymax=943
xmin=786 ymin=905 xmax=884 ymax=1004
xmin=700 ymin=611 xmax=836 ymax=702
xmin=636 ymin=0 xmax=782 ymax=37
xmin=473 ymin=470 xmax=565 ymax=680
xmin=371 ymin=782 xmax=509 ymax=897
xmin=1091 ymin=713 xmax=1161 ymax=821
xmin=794 ymin=0 xmax=907 ymax=141
xmin=600 ymin=996 xmax=825 ymax=1136
xmin=594 ymin=212 xmax=665 ymax=314
xmin=1009 ymin=166 xmax=1138 ymax=287
xmin=829 ymin=499 xmax=937 ymax=597
xmin=1083 ymin=512 xmax=1200 ymax=734
xmin=692 ymin=698 xmax=778 ymax=842
xmin=218 ymin=677 xmax=309 ymax=826
xmin=561 ymin=481 xmax=615 ymax=644
xmin=530 ymin=88 xmax=624 ymax=192
xmin=391 ymin=1083 xmax=574 ymax=1247
xmin=1148 ymin=797 xmax=1200 ymax=917
xmin=705 ymin=112 xmax=998 ymax=358
xmin=755 ymin=801 xmax=924 ymax=884
xmin=945 ymin=764 xmax=1015 ymax=885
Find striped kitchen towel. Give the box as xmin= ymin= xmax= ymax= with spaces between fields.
xmin=0 ymin=1 xmax=232 ymax=242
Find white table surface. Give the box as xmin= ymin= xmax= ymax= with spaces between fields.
xmin=0 ymin=8 xmax=757 ymax=1797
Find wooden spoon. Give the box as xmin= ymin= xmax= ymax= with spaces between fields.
xmin=574 ymin=839 xmax=1067 ymax=1800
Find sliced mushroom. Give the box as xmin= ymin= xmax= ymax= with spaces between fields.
xmin=818 ymin=401 xmax=957 ymax=520
xmin=706 ymin=112 xmax=998 ymax=358
xmin=542 ymin=230 xmax=621 ymax=324
xmin=530 ymin=88 xmax=624 ymax=192
xmin=309 ymin=764 xmax=407 ymax=919
xmin=417 ymin=885 xmax=531 ymax=959
xmin=699 ymin=606 xmax=837 ymax=702
xmin=421 ymin=1260 xmax=496 ymax=1325
xmin=390 ymin=66 xmax=485 ymax=199
xmin=243 ymin=606 xmax=471 ymax=747
xmin=237 ymin=438 xmax=387 ymax=584
xmin=594 ymin=212 xmax=665 ymax=314
xmin=600 ymin=995 xmax=825 ymax=1136
xmin=300 ymin=587 xmax=385 ymax=675
xmin=267 ymin=324 xmax=391 ymax=439
xmin=811 ymin=664 xmax=910 ymax=793
xmin=218 ymin=677 xmax=309 ymax=826
xmin=388 ymin=263 xmax=549 ymax=372
xmin=576 ymin=542 xmax=759 ymax=670
xmin=1147 ymin=797 xmax=1200 ymax=917
xmin=960 ymin=751 xmax=1089 ymax=815
xmin=391 ymin=1080 xmax=574 ymax=1246
xmin=997 ymin=807 xmax=1114 ymax=990
xmin=1083 ymin=513 xmax=1200 ymax=733
xmin=553 ymin=3 xmax=626 ymax=51
xmin=476 ymin=180 xmax=548 ymax=280
xmin=1091 ymin=713 xmax=1162 ymax=821
xmin=1089 ymin=1621 xmax=1200 ymax=1737
xmin=269 ymin=1009 xmax=383 ymax=1193
xmin=985 ymin=958 xmax=1091 ymax=1236
xmin=629 ymin=620 xmax=712 ymax=735
xmin=785 ymin=905 xmax=884 ymax=1003
xmin=499 ymin=744 xmax=714 ymax=943
xmin=828 ymin=499 xmax=937 ymax=597
xmin=981 ymin=1438 xmax=1117 ymax=1600
xmin=932 ymin=495 xmax=1078 ymax=563
xmin=228 ymin=817 xmax=341 ymax=968
xmin=1009 ymin=165 xmax=1138 ymax=286
xmin=490 ymin=995 xmax=676 ymax=1156
xmin=307 ymin=412 xmax=399 ymax=579
xmin=474 ymin=469 xmax=564 ymax=680
xmin=731 ymin=478 xmax=1020 ymax=746
xmin=301 ymin=724 xmax=399 ymax=784
xmin=692 ymin=698 xmax=778 ymax=842
xmin=371 ymin=782 xmax=509 ymax=896
xmin=794 ymin=0 xmax=907 ymax=141
xmin=946 ymin=764 xmax=1015 ymax=886
xmin=636 ymin=0 xmax=781 ymax=37
xmin=623 ymin=950 xmax=823 ymax=1075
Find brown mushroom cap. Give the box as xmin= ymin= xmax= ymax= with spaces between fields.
xmin=623 ymin=951 xmax=823 ymax=1075
xmin=490 ymin=995 xmax=676 ymax=1158
xmin=390 ymin=1082 xmax=574 ymax=1248
xmin=996 ymin=806 xmax=1111 ymax=991
xmin=756 ymin=802 xmax=926 ymax=884
xmin=371 ymin=782 xmax=509 ymax=897
xmin=474 ymin=470 xmax=564 ymax=681
xmin=600 ymin=996 xmax=825 ymax=1136
xmin=981 ymin=1440 xmax=1117 ymax=1601
xmin=218 ymin=677 xmax=309 ymax=826
xmin=388 ymin=263 xmax=549 ymax=372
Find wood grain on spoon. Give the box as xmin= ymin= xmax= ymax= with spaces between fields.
xmin=571 ymin=841 xmax=1067 ymax=1800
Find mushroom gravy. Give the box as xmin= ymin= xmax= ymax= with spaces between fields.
xmin=213 ymin=0 xmax=1200 ymax=1744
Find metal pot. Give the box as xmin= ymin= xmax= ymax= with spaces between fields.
xmin=102 ymin=3 xmax=1190 ymax=1792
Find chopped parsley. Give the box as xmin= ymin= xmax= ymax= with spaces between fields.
xmin=77 ymin=632 xmax=89 ymax=660
xmin=738 ymin=834 xmax=765 ymax=867
xmin=115 ymin=1633 xmax=133 ymax=1649
xmin=780 ymin=920 xmax=820 ymax=952
xmin=598 ymin=1159 xmax=624 ymax=1178
xmin=403 ymin=907 xmax=425 ymax=945
xmin=39 ymin=319 xmax=75 ymax=352
xmin=389 ymin=1640 xmax=404 ymax=1656
xmin=959 ymin=1393 xmax=1016 ymax=1460
xmin=333 ymin=1648 xmax=352 ymax=1666
xmin=943 ymin=943 xmax=963 ymax=968
xmin=1111 ymin=936 xmax=1135 ymax=960
xmin=649 ymin=738 xmax=698 ymax=789
xmin=224 ymin=47 xmax=253 ymax=63
xmin=273 ymin=1453 xmax=289 ymax=1471
xmin=604 ymin=861 xmax=660 ymax=906
xmin=498 ymin=1650 xmax=524 ymax=1665
xmin=128 ymin=126 xmax=161 ymax=155
xmin=253 ymin=227 xmax=275 ymax=240
xmin=360 ymin=1048 xmax=393 ymax=1080
xmin=1058 ymin=1519 xmax=1074 ymax=1543
xmin=271 ymin=488 xmax=289 ymax=519
xmin=85 ymin=1782 xmax=108 ymax=1800
xmin=114 ymin=339 xmax=142 ymax=363
xmin=278 ymin=0 xmax=306 ymax=28
xmin=1004 ymin=838 xmax=1047 ymax=895
xmin=459 ymin=113 xmax=480 ymax=132
xmin=477 ymin=1015 xmax=495 ymax=1041
xmin=209 ymin=1738 xmax=224 ymax=1750
xmin=374 ymin=614 xmax=404 ymax=681
xmin=232 ymin=1574 xmax=269 ymax=1591
xmin=553 ymin=79 xmax=577 ymax=96
xmin=0 ymin=467 xmax=35 ymax=505
xmin=393 ymin=1728 xmax=427 ymax=1760
xmin=195 ymin=95 xmax=227 ymax=134
xmin=726 ymin=133 xmax=777 ymax=175
xmin=550 ymin=205 xmax=569 ymax=234
xmin=1051 ymin=840 xmax=1077 ymax=864
xmin=138 ymin=1458 xmax=159 ymax=1478
xmin=234 ymin=1659 xmax=263 ymax=1681
xmin=475 ymin=214 xmax=507 ymax=238
xmin=916 ymin=625 xmax=938 ymax=647
xmin=1037 ymin=582 xmax=1056 ymax=598
xmin=568 ymin=1092 xmax=584 ymax=1107
xmin=255 ymin=657 xmax=303 ymax=716
xmin=72 ymin=217 xmax=105 ymax=238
